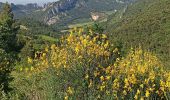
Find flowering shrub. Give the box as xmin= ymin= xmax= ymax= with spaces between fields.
xmin=12 ymin=28 xmax=170 ymax=99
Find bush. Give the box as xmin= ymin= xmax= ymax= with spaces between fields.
xmin=10 ymin=29 xmax=170 ymax=99
xmin=0 ymin=49 xmax=14 ymax=93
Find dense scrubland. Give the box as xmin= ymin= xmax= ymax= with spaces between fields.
xmin=0 ymin=0 xmax=170 ymax=99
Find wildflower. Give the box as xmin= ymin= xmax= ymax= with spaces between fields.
xmin=106 ymin=90 xmax=110 ymax=95
xmin=100 ymin=85 xmax=105 ymax=91
xmin=51 ymin=44 xmax=56 ymax=50
xmin=100 ymin=76 xmax=104 ymax=81
xmin=104 ymin=41 xmax=109 ymax=48
xmin=28 ymin=57 xmax=33 ymax=64
xmin=64 ymin=95 xmax=68 ymax=100
xmin=131 ymin=74 xmax=137 ymax=84
xmin=88 ymin=79 xmax=93 ymax=88
xmin=166 ymin=79 xmax=170 ymax=89
xmin=134 ymin=94 xmax=138 ymax=99
xmin=111 ymin=69 xmax=115 ymax=75
xmin=106 ymin=66 xmax=111 ymax=73
xmin=30 ymin=67 xmax=34 ymax=71
xmin=145 ymin=90 xmax=150 ymax=97
xmin=75 ymin=44 xmax=81 ymax=53
xmin=140 ymin=97 xmax=144 ymax=100
xmin=85 ymin=74 xmax=89 ymax=79
xmin=89 ymin=29 xmax=93 ymax=34
xmin=82 ymin=39 xmax=88 ymax=46
xmin=97 ymin=95 xmax=101 ymax=99
xmin=149 ymin=72 xmax=155 ymax=80
xmin=67 ymin=87 xmax=73 ymax=95
xmin=123 ymin=90 xmax=127 ymax=95
xmin=106 ymin=76 xmax=111 ymax=80
xmin=113 ymin=48 xmax=118 ymax=53
xmin=20 ymin=67 xmax=23 ymax=71
xmin=124 ymin=78 xmax=129 ymax=88
xmin=35 ymin=53 xmax=37 ymax=58
xmin=42 ymin=53 xmax=46 ymax=57
xmin=45 ymin=47 xmax=49 ymax=52
xmin=102 ymin=34 xmax=107 ymax=39
xmin=94 ymin=71 xmax=99 ymax=77
xmin=137 ymin=89 xmax=140 ymax=94
xmin=149 ymin=88 xmax=154 ymax=92
xmin=140 ymin=84 xmax=144 ymax=88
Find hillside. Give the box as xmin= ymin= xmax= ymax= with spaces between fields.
xmin=31 ymin=0 xmax=126 ymax=24
xmin=0 ymin=2 xmax=42 ymax=18
xmin=106 ymin=0 xmax=170 ymax=67
xmin=0 ymin=0 xmax=170 ymax=99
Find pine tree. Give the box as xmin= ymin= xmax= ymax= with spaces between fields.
xmin=0 ymin=3 xmax=19 ymax=52
xmin=0 ymin=3 xmax=18 ymax=93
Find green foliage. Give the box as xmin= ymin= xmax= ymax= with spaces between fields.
xmin=18 ymin=18 xmax=60 ymax=37
xmin=8 ymin=30 xmax=170 ymax=99
xmin=0 ymin=49 xmax=14 ymax=93
xmin=10 ymin=68 xmax=59 ymax=100
xmin=0 ymin=0 xmax=170 ymax=99
xmin=0 ymin=3 xmax=19 ymax=94
xmin=0 ymin=3 xmax=19 ymax=53
xmin=91 ymin=23 xmax=104 ymax=33
xmin=107 ymin=0 xmax=170 ymax=68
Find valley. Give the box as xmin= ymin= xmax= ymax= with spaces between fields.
xmin=0 ymin=0 xmax=170 ymax=99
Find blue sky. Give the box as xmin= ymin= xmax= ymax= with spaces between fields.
xmin=0 ymin=0 xmax=59 ymax=5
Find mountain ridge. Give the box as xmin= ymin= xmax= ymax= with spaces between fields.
xmin=0 ymin=0 xmax=136 ymax=26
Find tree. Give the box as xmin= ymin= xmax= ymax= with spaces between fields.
xmin=0 ymin=49 xmax=13 ymax=93
xmin=0 ymin=3 xmax=19 ymax=93
xmin=0 ymin=3 xmax=19 ymax=53
xmin=91 ymin=23 xmax=104 ymax=34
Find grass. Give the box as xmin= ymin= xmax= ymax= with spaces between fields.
xmin=38 ymin=35 xmax=58 ymax=43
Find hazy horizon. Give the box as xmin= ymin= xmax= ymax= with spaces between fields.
xmin=0 ymin=0 xmax=59 ymax=5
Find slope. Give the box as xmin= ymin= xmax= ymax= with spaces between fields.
xmin=107 ymin=0 xmax=170 ymax=67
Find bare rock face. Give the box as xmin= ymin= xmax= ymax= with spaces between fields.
xmin=92 ymin=15 xmax=99 ymax=21
xmin=46 ymin=16 xmax=60 ymax=25
xmin=43 ymin=0 xmax=80 ymax=24
xmin=90 ymin=12 xmax=106 ymax=21
xmin=43 ymin=0 xmax=134 ymax=25
xmin=91 ymin=12 xmax=100 ymax=21
xmin=0 ymin=0 xmax=137 ymax=25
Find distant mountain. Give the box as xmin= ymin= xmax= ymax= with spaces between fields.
xmin=38 ymin=0 xmax=136 ymax=25
xmin=0 ymin=2 xmax=42 ymax=18
xmin=0 ymin=0 xmax=136 ymax=27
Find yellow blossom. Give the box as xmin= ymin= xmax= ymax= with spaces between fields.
xmin=140 ymin=97 xmax=144 ymax=100
xmin=140 ymin=84 xmax=144 ymax=88
xmin=145 ymin=90 xmax=150 ymax=97
xmin=27 ymin=57 xmax=33 ymax=64
xmin=123 ymin=90 xmax=127 ymax=95
xmin=64 ymin=95 xmax=68 ymax=100
xmin=134 ymin=94 xmax=138 ymax=99
xmin=30 ymin=67 xmax=34 ymax=71
xmin=85 ymin=74 xmax=89 ymax=79
xmin=102 ymin=34 xmax=107 ymax=39
xmin=67 ymin=87 xmax=73 ymax=95
xmin=88 ymin=79 xmax=93 ymax=88
xmin=106 ymin=76 xmax=111 ymax=80
xmin=137 ymin=89 xmax=140 ymax=94
xmin=20 ymin=67 xmax=23 ymax=71
xmin=100 ymin=76 xmax=104 ymax=81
